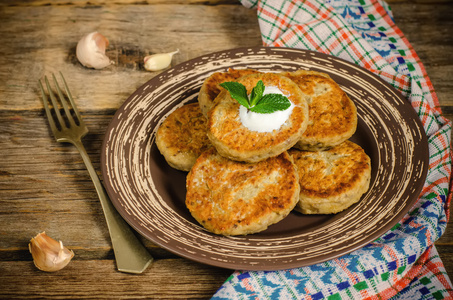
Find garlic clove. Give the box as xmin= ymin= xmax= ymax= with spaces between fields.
xmin=144 ymin=49 xmax=179 ymax=72
xmin=76 ymin=31 xmax=114 ymax=69
xmin=29 ymin=232 xmax=74 ymax=272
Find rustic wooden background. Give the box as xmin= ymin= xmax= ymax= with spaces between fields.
xmin=0 ymin=0 xmax=452 ymax=298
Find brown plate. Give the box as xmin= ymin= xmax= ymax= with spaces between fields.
xmin=101 ymin=47 xmax=428 ymax=270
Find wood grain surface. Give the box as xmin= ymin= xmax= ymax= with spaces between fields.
xmin=0 ymin=0 xmax=452 ymax=298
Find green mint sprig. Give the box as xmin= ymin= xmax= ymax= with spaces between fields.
xmin=219 ymin=80 xmax=291 ymax=114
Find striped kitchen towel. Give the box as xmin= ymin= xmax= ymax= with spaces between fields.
xmin=212 ymin=0 xmax=453 ymax=298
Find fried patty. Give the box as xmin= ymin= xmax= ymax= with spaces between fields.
xmin=198 ymin=68 xmax=261 ymax=117
xmin=289 ymin=140 xmax=371 ymax=214
xmin=155 ymin=103 xmax=211 ymax=171
xmin=186 ymin=148 xmax=300 ymax=235
xmin=207 ymin=72 xmax=309 ymax=163
xmin=281 ymin=70 xmax=357 ymax=151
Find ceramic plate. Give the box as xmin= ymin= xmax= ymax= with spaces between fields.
xmin=101 ymin=47 xmax=428 ymax=270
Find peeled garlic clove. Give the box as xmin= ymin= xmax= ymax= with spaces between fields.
xmin=29 ymin=232 xmax=74 ymax=272
xmin=76 ymin=31 xmax=113 ymax=69
xmin=144 ymin=49 xmax=179 ymax=72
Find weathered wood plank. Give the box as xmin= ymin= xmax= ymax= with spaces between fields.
xmin=0 ymin=0 xmax=241 ymax=6
xmin=0 ymin=4 xmax=262 ymax=111
xmin=1 ymin=3 xmax=452 ymax=111
xmin=0 ymin=110 xmax=181 ymax=260
xmin=0 ymin=259 xmax=231 ymax=299
xmin=1 ymin=110 xmax=452 ymax=271
xmin=1 ymin=0 xmax=451 ymax=6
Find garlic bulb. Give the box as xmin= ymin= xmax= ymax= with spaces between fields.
xmin=144 ymin=49 xmax=179 ymax=72
xmin=76 ymin=31 xmax=113 ymax=69
xmin=29 ymin=232 xmax=74 ymax=272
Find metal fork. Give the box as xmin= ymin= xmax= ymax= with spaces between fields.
xmin=39 ymin=72 xmax=153 ymax=274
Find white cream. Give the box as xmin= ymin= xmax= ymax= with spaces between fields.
xmin=239 ymin=86 xmax=294 ymax=132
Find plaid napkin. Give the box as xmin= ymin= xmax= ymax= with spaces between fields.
xmin=212 ymin=0 xmax=453 ymax=298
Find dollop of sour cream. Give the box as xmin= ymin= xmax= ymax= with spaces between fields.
xmin=239 ymin=85 xmax=294 ymax=132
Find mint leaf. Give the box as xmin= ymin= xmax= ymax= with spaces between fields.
xmin=220 ymin=80 xmax=291 ymax=114
xmin=219 ymin=82 xmax=250 ymax=108
xmin=249 ymin=80 xmax=264 ymax=107
xmin=250 ymin=94 xmax=291 ymax=114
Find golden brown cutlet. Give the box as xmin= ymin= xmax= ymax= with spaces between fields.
xmin=281 ymin=70 xmax=357 ymax=151
xmin=289 ymin=140 xmax=371 ymax=214
xmin=207 ymin=72 xmax=309 ymax=163
xmin=155 ymin=103 xmax=211 ymax=171
xmin=186 ymin=148 xmax=300 ymax=235
xmin=198 ymin=68 xmax=261 ymax=117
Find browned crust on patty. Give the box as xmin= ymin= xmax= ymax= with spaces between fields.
xmin=281 ymin=70 xmax=357 ymax=151
xmin=198 ymin=68 xmax=261 ymax=117
xmin=155 ymin=103 xmax=211 ymax=171
xmin=207 ymin=72 xmax=309 ymax=163
xmin=186 ymin=148 xmax=300 ymax=235
xmin=289 ymin=140 xmax=371 ymax=214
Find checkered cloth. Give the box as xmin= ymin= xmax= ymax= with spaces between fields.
xmin=212 ymin=0 xmax=453 ymax=298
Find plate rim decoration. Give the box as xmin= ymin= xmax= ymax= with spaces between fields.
xmin=101 ymin=47 xmax=429 ymax=270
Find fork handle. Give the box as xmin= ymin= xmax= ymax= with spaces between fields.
xmin=73 ymin=140 xmax=153 ymax=274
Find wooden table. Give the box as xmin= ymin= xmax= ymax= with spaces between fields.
xmin=1 ymin=0 xmax=452 ymax=298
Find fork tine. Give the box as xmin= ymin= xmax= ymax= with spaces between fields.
xmin=44 ymin=75 xmax=66 ymax=129
xmin=52 ymin=73 xmax=77 ymax=127
xmin=59 ymin=72 xmax=85 ymax=126
xmin=39 ymin=79 xmax=59 ymax=134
